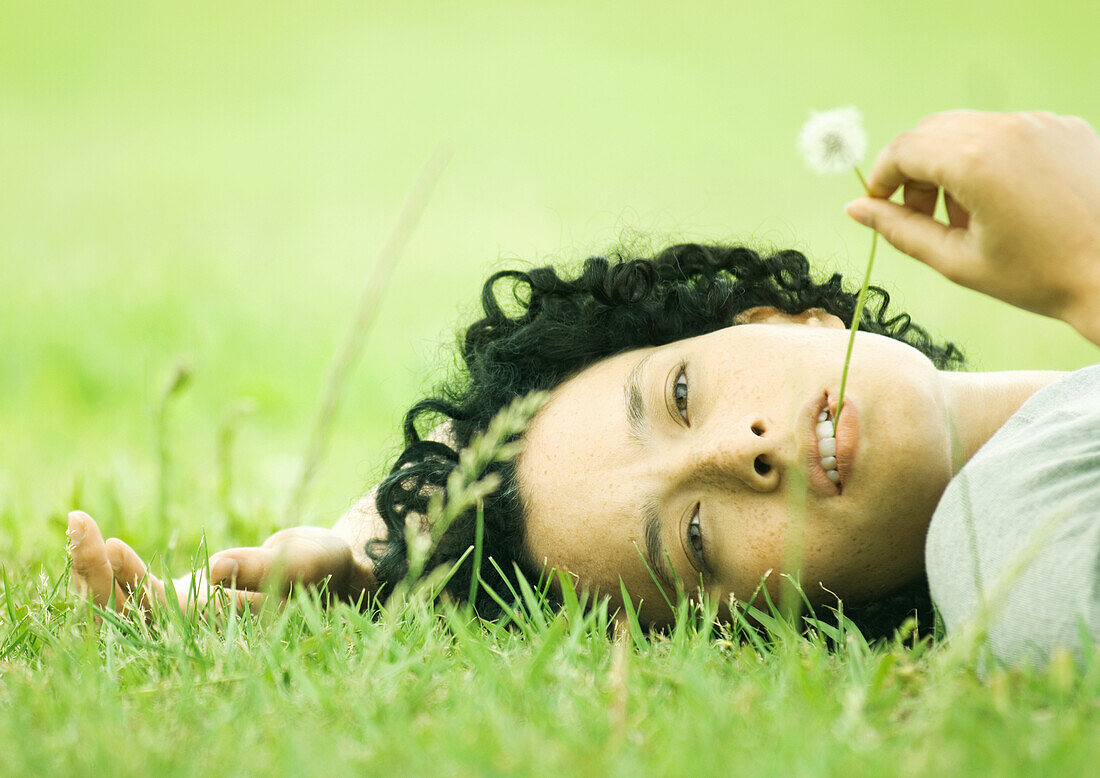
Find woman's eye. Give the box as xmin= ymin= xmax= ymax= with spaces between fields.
xmin=688 ymin=505 xmax=703 ymax=559
xmin=673 ymin=364 xmax=689 ymax=424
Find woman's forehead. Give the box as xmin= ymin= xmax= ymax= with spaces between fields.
xmin=516 ymin=346 xmax=658 ymax=590
xmin=518 ymin=346 xmax=647 ymax=488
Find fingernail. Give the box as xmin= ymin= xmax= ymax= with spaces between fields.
xmin=210 ymin=557 xmax=239 ymax=585
xmin=845 ymin=199 xmax=872 ymax=227
xmin=67 ymin=511 xmax=86 ymax=546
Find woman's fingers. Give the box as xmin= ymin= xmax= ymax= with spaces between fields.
xmin=67 ymin=510 xmax=275 ymax=624
xmin=851 ymin=116 xmax=981 ymax=273
xmin=103 ymin=540 xmax=230 ymax=618
xmin=864 ymin=110 xmax=987 ymax=200
xmin=209 ymin=527 xmax=354 ymax=596
xmin=68 ymin=511 xmax=117 ymax=610
xmin=944 ymin=191 xmax=970 ymax=229
xmin=902 ymin=181 xmax=939 ymax=216
xmin=206 ymin=586 xmax=268 ymax=613
xmin=104 ymin=537 xmax=169 ymax=615
xmin=208 ymin=549 xmax=257 ymax=589
xmin=851 ymin=111 xmax=1100 ymax=342
xmin=864 ymin=129 xmax=951 ymax=200
xmin=68 ymin=514 xmax=348 ymax=624
xmin=845 ymin=196 xmax=972 ymax=279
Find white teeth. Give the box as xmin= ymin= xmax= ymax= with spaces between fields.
xmin=814 ymin=405 xmax=841 ymax=487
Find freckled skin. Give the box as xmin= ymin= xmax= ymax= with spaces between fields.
xmin=516 ymin=307 xmax=957 ymax=624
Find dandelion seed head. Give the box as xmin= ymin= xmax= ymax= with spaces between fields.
xmin=798 ymin=106 xmax=867 ymax=175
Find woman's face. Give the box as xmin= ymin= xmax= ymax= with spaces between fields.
xmin=515 ymin=307 xmax=958 ymax=624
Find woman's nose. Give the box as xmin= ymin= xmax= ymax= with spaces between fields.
xmin=683 ymin=415 xmax=781 ymax=492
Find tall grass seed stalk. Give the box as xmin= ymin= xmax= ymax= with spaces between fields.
xmin=404 ymin=390 xmax=548 ymax=583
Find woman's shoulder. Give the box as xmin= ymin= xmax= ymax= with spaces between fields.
xmin=1010 ymin=363 xmax=1100 ymax=420
xmin=925 ymin=362 xmax=1100 ymax=667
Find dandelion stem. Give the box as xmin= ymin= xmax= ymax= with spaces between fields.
xmin=854 ymin=166 xmax=870 ymax=194
xmin=833 ymin=166 xmax=876 ymax=436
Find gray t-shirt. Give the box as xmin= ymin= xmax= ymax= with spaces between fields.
xmin=926 ymin=364 xmax=1100 ymax=667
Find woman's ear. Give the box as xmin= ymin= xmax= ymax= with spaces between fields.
xmin=732 ymin=305 xmax=846 ymax=329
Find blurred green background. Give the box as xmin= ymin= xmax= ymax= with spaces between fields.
xmin=3 ymin=0 xmax=1098 ymax=563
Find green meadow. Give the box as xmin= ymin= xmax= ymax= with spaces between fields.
xmin=2 ymin=1 xmax=1098 ymax=774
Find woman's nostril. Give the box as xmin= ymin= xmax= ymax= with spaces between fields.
xmin=754 ymin=456 xmax=771 ymax=475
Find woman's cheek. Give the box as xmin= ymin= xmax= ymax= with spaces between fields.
xmin=724 ymin=541 xmax=782 ymax=602
xmin=725 ymin=523 xmax=844 ymax=603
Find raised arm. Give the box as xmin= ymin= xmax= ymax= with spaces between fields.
xmin=845 ymin=110 xmax=1100 ymax=347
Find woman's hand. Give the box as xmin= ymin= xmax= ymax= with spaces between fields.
xmin=67 ymin=510 xmax=377 ymax=619
xmin=845 ymin=110 xmax=1100 ymax=345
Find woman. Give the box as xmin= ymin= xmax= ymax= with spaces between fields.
xmin=69 ymin=110 xmax=1100 ymax=666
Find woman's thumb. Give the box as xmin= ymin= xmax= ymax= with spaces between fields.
xmin=845 ymin=197 xmax=960 ymax=271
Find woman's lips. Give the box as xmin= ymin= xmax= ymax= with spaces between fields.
xmin=828 ymin=394 xmax=859 ymax=491
xmin=803 ymin=393 xmax=839 ymax=497
xmin=801 ymin=391 xmax=860 ymax=497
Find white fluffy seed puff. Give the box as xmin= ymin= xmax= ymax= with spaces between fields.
xmin=797 ymin=106 xmax=868 ymax=175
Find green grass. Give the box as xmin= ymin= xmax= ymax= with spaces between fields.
xmin=2 ymin=562 xmax=1098 ymax=776
xmin=3 ymin=1 xmax=1100 ymax=774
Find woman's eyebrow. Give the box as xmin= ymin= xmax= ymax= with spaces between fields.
xmin=625 ymin=352 xmax=655 ymax=443
xmin=625 ymin=352 xmax=677 ymax=592
xmin=642 ymin=496 xmax=676 ymax=593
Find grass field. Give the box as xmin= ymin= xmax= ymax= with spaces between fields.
xmin=2 ymin=2 xmax=1099 ymax=774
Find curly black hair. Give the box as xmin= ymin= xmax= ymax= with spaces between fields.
xmin=369 ymin=242 xmax=965 ymax=639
